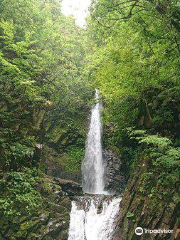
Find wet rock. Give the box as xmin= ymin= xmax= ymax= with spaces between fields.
xmin=112 ymin=168 xmax=180 ymax=240
xmin=103 ymin=149 xmax=127 ymax=194
xmin=54 ymin=178 xmax=83 ymax=197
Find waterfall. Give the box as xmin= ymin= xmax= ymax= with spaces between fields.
xmin=68 ymin=89 xmax=121 ymax=240
xmin=68 ymin=197 xmax=121 ymax=240
xmin=82 ymin=89 xmax=105 ymax=194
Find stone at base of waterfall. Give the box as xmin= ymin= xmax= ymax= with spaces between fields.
xmin=54 ymin=178 xmax=83 ymax=196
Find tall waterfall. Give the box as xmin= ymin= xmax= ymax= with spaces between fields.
xmin=68 ymin=89 xmax=121 ymax=240
xmin=82 ymin=89 xmax=105 ymax=194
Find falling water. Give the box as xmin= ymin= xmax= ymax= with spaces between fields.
xmin=82 ymin=89 xmax=105 ymax=194
xmin=68 ymin=89 xmax=121 ymax=240
xmin=68 ymin=197 xmax=121 ymax=240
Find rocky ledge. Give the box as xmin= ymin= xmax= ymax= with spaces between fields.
xmin=54 ymin=178 xmax=82 ymax=197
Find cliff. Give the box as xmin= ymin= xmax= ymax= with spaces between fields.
xmin=113 ymin=164 xmax=180 ymax=240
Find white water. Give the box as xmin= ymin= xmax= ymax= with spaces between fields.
xmin=68 ymin=197 xmax=121 ymax=240
xmin=68 ymin=89 xmax=121 ymax=240
xmin=82 ymin=89 xmax=105 ymax=194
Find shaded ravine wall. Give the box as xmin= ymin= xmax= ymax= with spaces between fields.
xmin=104 ymin=149 xmax=127 ymax=194
xmin=112 ymin=165 xmax=180 ymax=240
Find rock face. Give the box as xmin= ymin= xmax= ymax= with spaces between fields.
xmin=0 ymin=176 xmax=82 ymax=240
xmin=54 ymin=178 xmax=83 ymax=196
xmin=43 ymin=146 xmax=82 ymax=184
xmin=112 ymin=168 xmax=180 ymax=240
xmin=103 ymin=149 xmax=127 ymax=194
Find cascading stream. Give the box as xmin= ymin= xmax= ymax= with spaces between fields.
xmin=68 ymin=197 xmax=121 ymax=240
xmin=68 ymin=89 xmax=121 ymax=240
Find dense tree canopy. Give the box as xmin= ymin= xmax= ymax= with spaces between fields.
xmin=86 ymin=0 xmax=180 ymax=148
xmin=0 ymin=0 xmax=92 ymax=172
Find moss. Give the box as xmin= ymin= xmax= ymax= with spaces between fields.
xmin=0 ymin=174 xmax=73 ymax=240
xmin=41 ymin=145 xmax=84 ymax=181
xmin=58 ymin=146 xmax=85 ymax=175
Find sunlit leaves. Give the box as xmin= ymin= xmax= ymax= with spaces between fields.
xmin=0 ymin=0 xmax=92 ymax=171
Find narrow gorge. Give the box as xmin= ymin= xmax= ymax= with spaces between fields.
xmin=67 ymin=89 xmax=180 ymax=240
xmin=68 ymin=89 xmax=122 ymax=240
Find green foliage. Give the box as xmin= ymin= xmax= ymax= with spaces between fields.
xmin=59 ymin=146 xmax=85 ymax=174
xmin=127 ymin=211 xmax=134 ymax=218
xmin=0 ymin=168 xmax=41 ymax=217
xmin=86 ymin=0 xmax=180 ymax=153
xmin=83 ymin=1 xmax=180 ymax=192
xmin=130 ymin=129 xmax=180 ymax=168
xmin=0 ymin=137 xmax=35 ymax=171
xmin=129 ymin=129 xmax=172 ymax=149
xmin=0 ymin=0 xmax=93 ymax=171
xmin=130 ymin=130 xmax=180 ymax=199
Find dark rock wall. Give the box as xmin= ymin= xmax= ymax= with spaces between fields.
xmin=112 ymin=168 xmax=180 ymax=240
xmin=104 ymin=149 xmax=127 ymax=194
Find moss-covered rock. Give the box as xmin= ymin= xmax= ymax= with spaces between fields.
xmin=112 ymin=167 xmax=180 ymax=240
xmin=0 ymin=175 xmax=82 ymax=240
xmin=42 ymin=145 xmax=84 ymax=183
